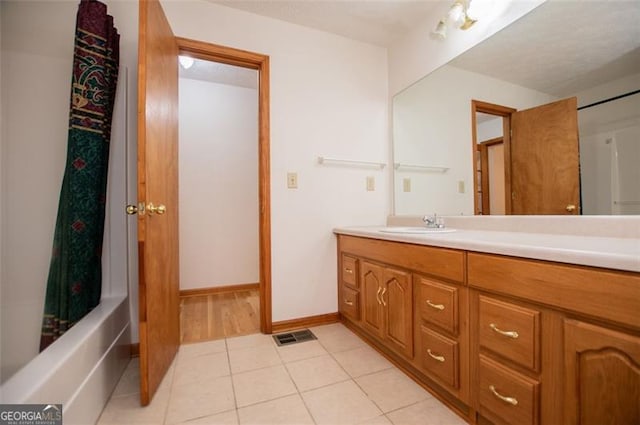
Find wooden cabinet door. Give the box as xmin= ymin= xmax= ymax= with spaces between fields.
xmin=383 ymin=267 xmax=413 ymax=358
xmin=564 ymin=320 xmax=640 ymax=425
xmin=361 ymin=261 xmax=384 ymax=337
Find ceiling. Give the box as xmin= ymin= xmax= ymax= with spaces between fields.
xmin=179 ymin=58 xmax=258 ymax=89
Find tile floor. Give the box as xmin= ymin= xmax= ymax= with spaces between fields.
xmin=97 ymin=323 xmax=467 ymax=425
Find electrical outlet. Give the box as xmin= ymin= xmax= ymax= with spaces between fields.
xmin=366 ymin=176 xmax=375 ymax=191
xmin=287 ymin=172 xmax=298 ymax=189
xmin=458 ymin=180 xmax=465 ymax=193
xmin=403 ymin=178 xmax=411 ymax=192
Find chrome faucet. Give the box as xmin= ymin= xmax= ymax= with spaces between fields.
xmin=422 ymin=214 xmax=444 ymax=228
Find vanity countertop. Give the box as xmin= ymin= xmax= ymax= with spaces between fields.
xmin=334 ymin=226 xmax=640 ymax=273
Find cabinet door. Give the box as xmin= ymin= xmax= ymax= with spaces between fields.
xmin=564 ymin=320 xmax=640 ymax=425
xmin=383 ymin=267 xmax=414 ymax=358
xmin=361 ymin=261 xmax=384 ymax=337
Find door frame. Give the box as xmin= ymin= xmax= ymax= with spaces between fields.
xmin=176 ymin=37 xmax=272 ymax=333
xmin=471 ymin=100 xmax=516 ymax=215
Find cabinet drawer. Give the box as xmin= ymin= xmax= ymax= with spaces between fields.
xmin=420 ymin=327 xmax=459 ymax=389
xmin=479 ymin=295 xmax=540 ymax=371
xmin=479 ymin=355 xmax=539 ymax=425
xmin=419 ymin=277 xmax=458 ymax=335
xmin=341 ymin=286 xmax=359 ymax=320
xmin=342 ymin=255 xmax=358 ymax=288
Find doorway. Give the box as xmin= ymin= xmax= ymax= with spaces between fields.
xmin=176 ymin=38 xmax=272 ymax=335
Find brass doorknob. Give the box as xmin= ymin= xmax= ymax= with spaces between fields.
xmin=147 ymin=203 xmax=166 ymax=215
xmin=125 ymin=205 xmax=138 ymax=215
xmin=566 ymin=204 xmax=576 ymax=212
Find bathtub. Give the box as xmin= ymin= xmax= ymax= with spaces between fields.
xmin=0 ymin=296 xmax=131 ymax=425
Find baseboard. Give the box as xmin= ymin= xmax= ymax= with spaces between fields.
xmin=271 ymin=312 xmax=340 ymax=333
xmin=130 ymin=343 xmax=139 ymax=357
xmin=180 ymin=283 xmax=260 ymax=298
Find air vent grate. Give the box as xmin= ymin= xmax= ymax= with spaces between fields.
xmin=273 ymin=329 xmax=317 ymax=346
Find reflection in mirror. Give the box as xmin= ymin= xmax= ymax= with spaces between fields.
xmin=393 ymin=1 xmax=640 ymax=216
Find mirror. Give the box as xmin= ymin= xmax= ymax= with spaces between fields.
xmin=393 ymin=1 xmax=640 ymax=215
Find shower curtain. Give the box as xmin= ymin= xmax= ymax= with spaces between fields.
xmin=40 ymin=0 xmax=119 ymax=351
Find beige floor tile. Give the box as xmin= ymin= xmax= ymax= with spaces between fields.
xmin=285 ymin=354 xmax=350 ymax=392
xmin=314 ymin=326 xmax=367 ymax=353
xmin=276 ymin=340 xmax=328 ymax=363
xmin=228 ymin=344 xmax=282 ymax=374
xmin=332 ymin=345 xmax=393 ymax=378
xmin=357 ymin=415 xmax=393 ymax=425
xmin=232 ymin=365 xmax=297 ymax=408
xmin=180 ymin=339 xmax=227 ymax=360
xmin=175 ymin=409 xmax=239 ymax=425
xmin=237 ymin=394 xmax=314 ymax=425
xmin=308 ymin=323 xmax=347 ymax=338
xmin=174 ymin=351 xmax=230 ymax=387
xmin=96 ymin=389 xmax=169 ymax=425
xmin=227 ymin=333 xmax=274 ymax=351
xmin=355 ymin=368 xmax=430 ymax=413
xmin=165 ymin=376 xmax=235 ymax=424
xmin=302 ymin=380 xmax=382 ymax=425
xmin=111 ymin=358 xmax=141 ymax=397
xmin=386 ymin=399 xmax=466 ymax=425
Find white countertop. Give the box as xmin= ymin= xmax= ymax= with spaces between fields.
xmin=334 ymin=226 xmax=640 ymax=273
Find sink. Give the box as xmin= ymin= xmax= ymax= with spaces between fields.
xmin=379 ymin=227 xmax=456 ymax=234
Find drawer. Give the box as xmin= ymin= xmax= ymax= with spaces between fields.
xmin=340 ymin=285 xmax=359 ymax=320
xmin=419 ymin=276 xmax=458 ymax=335
xmin=479 ymin=295 xmax=540 ymax=371
xmin=342 ymin=255 xmax=358 ymax=288
xmin=420 ymin=326 xmax=459 ymax=389
xmin=479 ymin=355 xmax=539 ymax=425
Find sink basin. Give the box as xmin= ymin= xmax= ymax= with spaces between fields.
xmin=379 ymin=227 xmax=456 ymax=234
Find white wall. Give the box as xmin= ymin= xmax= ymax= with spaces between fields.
xmin=179 ymin=77 xmax=259 ymax=289
xmin=0 ymin=0 xmax=136 ymax=381
xmin=388 ymin=0 xmax=546 ymax=96
xmin=393 ymin=64 xmax=556 ymax=215
xmin=162 ymin=0 xmax=389 ymax=322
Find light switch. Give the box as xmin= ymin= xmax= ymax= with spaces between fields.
xmin=403 ymin=178 xmax=411 ymax=192
xmin=458 ymin=180 xmax=465 ymax=193
xmin=287 ymin=172 xmax=298 ymax=189
xmin=366 ymin=176 xmax=375 ymax=191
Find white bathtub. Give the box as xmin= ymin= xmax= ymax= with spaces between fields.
xmin=0 ymin=296 xmax=131 ymax=425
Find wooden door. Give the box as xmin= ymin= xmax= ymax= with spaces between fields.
xmin=383 ymin=268 xmax=413 ymax=358
xmin=510 ymin=97 xmax=580 ymax=214
xmin=564 ymin=320 xmax=640 ymax=425
xmin=361 ymin=261 xmax=384 ymax=337
xmin=137 ymin=0 xmax=180 ymax=406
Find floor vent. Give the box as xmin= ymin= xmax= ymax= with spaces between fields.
xmin=273 ymin=329 xmax=317 ymax=346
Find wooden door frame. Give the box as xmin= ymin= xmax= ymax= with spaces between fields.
xmin=175 ymin=37 xmax=272 ymax=334
xmin=471 ymin=100 xmax=516 ymax=214
xmin=477 ymin=137 xmax=503 ymax=215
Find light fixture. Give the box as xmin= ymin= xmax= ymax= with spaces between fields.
xmin=179 ymin=55 xmax=194 ymax=70
xmin=432 ymin=0 xmax=477 ymax=40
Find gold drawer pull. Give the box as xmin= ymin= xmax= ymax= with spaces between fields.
xmin=426 ymin=349 xmax=445 ymax=362
xmin=381 ymin=287 xmax=387 ymax=306
xmin=344 ymin=300 xmax=354 ymax=306
xmin=376 ymin=287 xmax=382 ymax=305
xmin=489 ymin=385 xmax=518 ymax=406
xmin=426 ymin=300 xmax=445 ymax=311
xmin=490 ymin=323 xmax=519 ymax=339
xmin=345 ymin=268 xmax=353 ymax=274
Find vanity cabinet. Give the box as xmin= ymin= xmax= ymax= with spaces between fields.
xmin=338 ymin=254 xmax=360 ymax=322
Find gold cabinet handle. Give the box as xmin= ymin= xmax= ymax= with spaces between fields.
xmin=426 ymin=349 xmax=445 ymax=362
xmin=147 ymin=202 xmax=166 ymax=215
xmin=381 ymin=287 xmax=387 ymax=306
xmin=125 ymin=204 xmax=138 ymax=215
xmin=490 ymin=323 xmax=519 ymax=339
xmin=489 ymin=385 xmax=518 ymax=406
xmin=344 ymin=268 xmax=353 ymax=274
xmin=344 ymin=300 xmax=354 ymax=306
xmin=376 ymin=287 xmax=382 ymax=305
xmin=426 ymin=300 xmax=445 ymax=311
xmin=566 ymin=204 xmax=576 ymax=212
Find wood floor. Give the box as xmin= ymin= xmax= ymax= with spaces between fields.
xmin=179 ymin=289 xmax=260 ymax=343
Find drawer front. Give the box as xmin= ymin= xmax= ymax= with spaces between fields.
xmin=419 ymin=277 xmax=458 ymax=335
xmin=479 ymin=295 xmax=540 ymax=371
xmin=340 ymin=285 xmax=359 ymax=320
xmin=479 ymin=355 xmax=539 ymax=425
xmin=420 ymin=326 xmax=459 ymax=389
xmin=342 ymin=255 xmax=358 ymax=288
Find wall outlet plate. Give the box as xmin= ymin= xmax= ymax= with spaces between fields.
xmin=366 ymin=176 xmax=375 ymax=191
xmin=287 ymin=172 xmax=298 ymax=189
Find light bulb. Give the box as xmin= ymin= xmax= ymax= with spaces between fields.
xmin=179 ymin=55 xmax=194 ymax=70
xmin=447 ymin=2 xmax=466 ymax=27
xmin=431 ymin=20 xmax=447 ymax=40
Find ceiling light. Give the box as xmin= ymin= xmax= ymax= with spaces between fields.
xmin=433 ymin=0 xmax=477 ymax=40
xmin=179 ymin=55 xmax=194 ymax=70
xmin=431 ymin=20 xmax=447 ymax=40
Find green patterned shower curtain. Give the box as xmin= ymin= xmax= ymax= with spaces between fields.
xmin=40 ymin=0 xmax=120 ymax=351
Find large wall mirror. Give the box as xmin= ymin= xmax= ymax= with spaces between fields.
xmin=393 ymin=1 xmax=640 ymax=216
